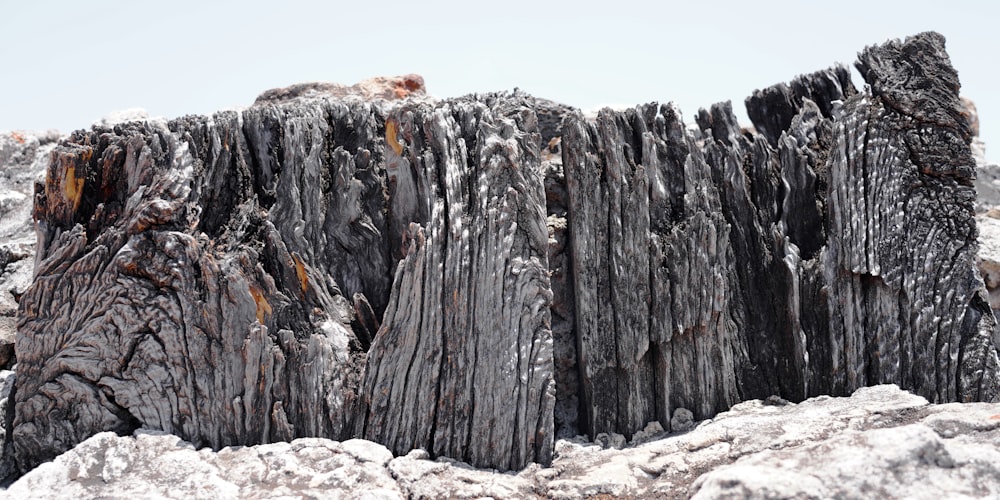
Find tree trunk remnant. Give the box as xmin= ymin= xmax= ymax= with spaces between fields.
xmin=5 ymin=31 xmax=998 ymax=477
xmin=352 ymin=97 xmax=555 ymax=470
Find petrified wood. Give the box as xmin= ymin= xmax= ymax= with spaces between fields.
xmin=6 ymin=31 xmax=998 ymax=476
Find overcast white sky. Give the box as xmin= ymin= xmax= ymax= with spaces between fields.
xmin=1 ymin=1 xmax=997 ymax=160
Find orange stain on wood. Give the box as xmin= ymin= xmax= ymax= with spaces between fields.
xmin=64 ymin=165 xmax=85 ymax=212
xmin=292 ymin=253 xmax=309 ymax=294
xmin=249 ymin=283 xmax=272 ymax=324
xmin=385 ymin=119 xmax=403 ymax=155
xmin=990 ymin=414 xmax=1000 ymax=420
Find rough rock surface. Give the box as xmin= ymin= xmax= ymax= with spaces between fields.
xmin=966 ymin=97 xmax=1000 ymax=212
xmin=255 ymin=74 xmax=427 ymax=104
xmin=0 ymin=371 xmax=13 ymax=449
xmin=4 ymin=31 xmax=1000 ymax=482
xmin=5 ymin=385 xmax=999 ymax=499
xmin=969 ymin=96 xmax=1000 ymax=315
xmin=978 ymin=214 xmax=1000 ymax=311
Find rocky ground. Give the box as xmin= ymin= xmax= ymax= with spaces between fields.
xmin=1 ymin=384 xmax=998 ymax=499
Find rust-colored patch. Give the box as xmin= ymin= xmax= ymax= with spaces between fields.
xmin=10 ymin=131 xmax=25 ymax=144
xmin=402 ymin=75 xmax=423 ymax=92
xmin=385 ymin=119 xmax=403 ymax=155
xmin=249 ymin=283 xmax=272 ymax=324
xmin=990 ymin=414 xmax=1000 ymax=420
xmin=292 ymin=252 xmax=309 ymax=294
xmin=393 ymin=75 xmax=424 ymax=98
xmin=64 ymin=165 xmax=85 ymax=212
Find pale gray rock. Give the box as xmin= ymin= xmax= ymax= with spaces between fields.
xmin=255 ymin=74 xmax=427 ymax=104
xmin=978 ymin=214 xmax=1000 ymax=311
xmin=92 ymin=108 xmax=154 ymax=128
xmin=7 ymin=385 xmax=999 ymax=499
xmin=0 ymin=130 xmax=60 ymax=369
xmin=690 ymin=422 xmax=1000 ymax=499
xmin=387 ymin=449 xmax=537 ymax=499
xmin=966 ymin=97 xmax=1000 ymax=211
xmin=0 ymin=370 xmax=13 ymax=449
xmin=593 ymin=431 xmax=626 ymax=450
xmin=973 ymin=142 xmax=1000 ymax=211
xmin=629 ymin=420 xmax=666 ymax=445
xmin=670 ymin=407 xmax=695 ymax=432
xmin=3 ymin=431 xmax=406 ymax=499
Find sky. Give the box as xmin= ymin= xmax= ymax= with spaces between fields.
xmin=1 ymin=1 xmax=997 ymax=161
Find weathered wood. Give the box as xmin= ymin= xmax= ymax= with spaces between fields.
xmin=11 ymin=112 xmax=369 ymax=474
xmin=4 ymin=31 xmax=997 ymax=480
xmin=9 ymin=94 xmax=557 ymax=475
xmin=563 ymin=32 xmax=998 ymax=439
xmin=353 ymin=96 xmax=555 ymax=470
xmin=823 ymin=32 xmax=997 ymax=402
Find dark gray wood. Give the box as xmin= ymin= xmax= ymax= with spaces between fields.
xmin=4 ymin=30 xmax=997 ymax=481
xmin=562 ymin=32 xmax=998 ymax=439
xmin=10 ymin=112 xmax=370 ymax=474
xmin=353 ymin=96 xmax=555 ymax=470
xmin=8 ymin=94 xmax=557 ymax=475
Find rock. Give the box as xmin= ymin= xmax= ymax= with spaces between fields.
xmin=92 ymin=108 xmax=153 ymax=128
xmin=629 ymin=421 xmax=665 ymax=445
xmin=387 ymin=451 xmax=536 ymax=499
xmin=593 ymin=432 xmax=627 ymax=450
xmin=978 ymin=215 xmax=1000 ymax=311
xmin=255 ymin=74 xmax=427 ymax=104
xmin=964 ymin=97 xmax=1000 ymax=211
xmin=670 ymin=408 xmax=695 ymax=433
xmin=0 ymin=370 xmax=14 ymax=452
xmin=972 ymin=148 xmax=1000 ymax=211
xmin=690 ymin=422 xmax=1000 ymax=499
xmin=6 ymin=385 xmax=999 ymax=499
xmin=0 ymin=130 xmax=61 ymax=370
xmin=961 ymin=97 xmax=981 ymax=138
xmin=3 ymin=431 xmax=406 ymax=499
xmin=4 ymin=31 xmax=998 ymax=482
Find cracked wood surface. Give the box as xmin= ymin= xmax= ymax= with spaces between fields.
xmin=5 ymin=31 xmax=998 ymax=478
